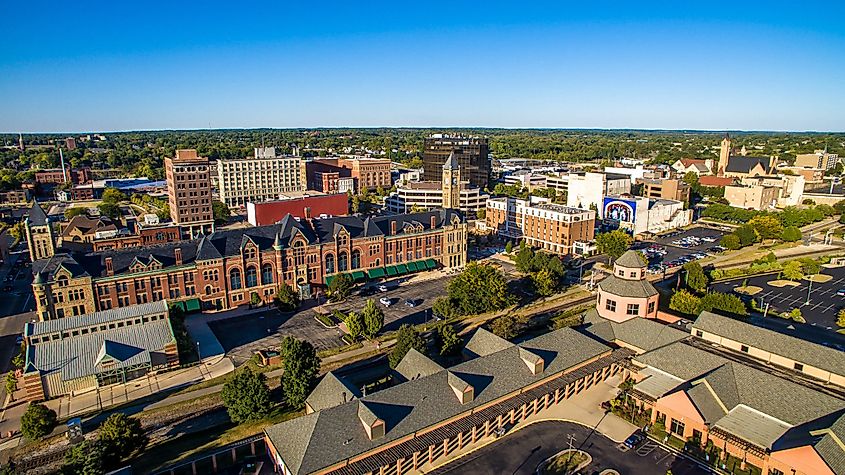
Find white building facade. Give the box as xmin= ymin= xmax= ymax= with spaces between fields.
xmin=216 ymin=147 xmax=305 ymax=208
xmin=567 ymin=172 xmax=632 ymax=212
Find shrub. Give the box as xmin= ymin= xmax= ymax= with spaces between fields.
xmin=21 ymin=402 xmax=57 ymax=440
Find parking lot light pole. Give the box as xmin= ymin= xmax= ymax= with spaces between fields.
xmin=804 ymin=277 xmax=813 ymax=306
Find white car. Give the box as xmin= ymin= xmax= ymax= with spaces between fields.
xmin=379 ymin=297 xmax=392 ymax=307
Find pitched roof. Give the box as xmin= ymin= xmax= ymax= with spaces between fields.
xmin=597 ymin=274 xmax=658 ymax=299
xmin=463 ymin=328 xmax=514 ymax=358
xmin=306 ymin=372 xmax=362 ymax=413
xmin=26 ymin=300 xmax=169 ymax=337
xmin=265 ymin=327 xmax=612 ymax=475
xmin=813 ymin=413 xmax=845 ymax=475
xmin=28 ymin=201 xmax=49 ymax=226
xmin=615 ymin=250 xmax=647 ymax=268
xmin=443 ymin=151 xmax=459 ymax=170
xmin=725 ymin=155 xmax=773 ymax=174
xmin=581 ymin=309 xmax=687 ymax=353
xmin=393 ymin=349 xmax=444 ymax=382
xmin=61 ymin=215 xmax=117 ymax=238
xmin=692 ymin=312 xmax=845 ymax=378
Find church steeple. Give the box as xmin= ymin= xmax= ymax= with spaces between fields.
xmin=441 ymin=151 xmax=461 ymax=210
xmin=718 ymin=133 xmax=732 ymax=176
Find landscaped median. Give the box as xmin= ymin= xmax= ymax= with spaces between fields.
xmin=537 ymin=449 xmax=592 ymax=474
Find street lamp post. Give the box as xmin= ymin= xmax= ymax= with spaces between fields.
xmin=804 ymin=276 xmax=814 ymax=306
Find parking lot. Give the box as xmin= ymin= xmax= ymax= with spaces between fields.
xmin=711 ymin=265 xmax=845 ymax=331
xmin=636 ymin=226 xmax=729 ymax=274
xmin=432 ymin=420 xmax=708 ymax=475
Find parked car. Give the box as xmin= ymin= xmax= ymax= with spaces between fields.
xmin=624 ymin=430 xmax=646 ymax=449
xmin=359 ymin=287 xmax=376 ymax=297
xmin=379 ymin=297 xmax=392 ymax=307
xmin=378 ymin=284 xmax=388 ymax=292
xmin=405 ymin=299 xmax=418 ymax=308
xmin=837 ymin=289 xmax=845 ymax=297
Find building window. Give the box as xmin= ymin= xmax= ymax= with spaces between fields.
xmin=626 ymin=304 xmax=639 ymax=316
xmin=647 ymin=301 xmax=655 ymax=314
xmin=262 ymin=264 xmax=273 ymax=285
xmin=246 ymin=266 xmax=258 ymax=287
xmin=338 ymin=252 xmax=348 ymax=272
xmin=695 ymin=330 xmax=703 ymax=337
xmin=629 ymin=271 xmax=637 ymax=278
xmin=794 ymin=362 xmax=804 ymax=372
xmin=351 ymin=249 xmax=361 ymax=270
xmin=605 ymin=299 xmax=616 ymax=312
xmin=768 ymin=469 xmax=784 ymax=475
xmin=325 ymin=254 xmax=335 ymax=274
xmin=230 ymin=269 xmax=242 ymax=290
xmin=740 ymin=345 xmax=749 ymax=353
xmin=669 ymin=419 xmax=685 ymax=437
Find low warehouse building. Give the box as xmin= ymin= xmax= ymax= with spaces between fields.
xmin=22 ymin=301 xmax=180 ymax=401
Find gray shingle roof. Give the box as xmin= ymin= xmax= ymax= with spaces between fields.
xmin=305 ymin=372 xmax=362 ymax=413
xmin=265 ymin=327 xmax=612 ymax=475
xmin=615 ymin=250 xmax=646 ymax=268
xmin=393 ymin=349 xmax=444 ymax=382
xmin=814 ymin=414 xmax=845 ymax=475
xmin=463 ymin=328 xmax=514 ymax=358
xmin=28 ymin=201 xmax=48 ymax=226
xmin=597 ymin=274 xmax=658 ymax=298
xmin=693 ymin=311 xmax=845 ymax=378
xmin=725 ymin=155 xmax=773 ymax=174
xmin=581 ymin=309 xmax=687 ymax=353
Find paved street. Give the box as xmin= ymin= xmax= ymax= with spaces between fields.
xmin=711 ymin=265 xmax=845 ymax=331
xmin=210 ymin=271 xmax=456 ymax=365
xmin=432 ymin=420 xmax=709 ymax=475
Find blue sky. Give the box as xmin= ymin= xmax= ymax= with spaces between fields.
xmin=2 ymin=1 xmax=844 ymax=132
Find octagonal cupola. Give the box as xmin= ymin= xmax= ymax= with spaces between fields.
xmin=613 ymin=250 xmax=647 ymax=280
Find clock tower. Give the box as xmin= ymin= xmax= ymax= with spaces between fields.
xmin=441 ymin=151 xmax=461 ymax=210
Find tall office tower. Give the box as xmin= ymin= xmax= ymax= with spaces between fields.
xmin=216 ymin=147 xmax=305 ymax=208
xmin=423 ymin=134 xmax=490 ymax=188
xmin=165 ymin=149 xmax=215 ymax=238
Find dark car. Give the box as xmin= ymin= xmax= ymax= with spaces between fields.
xmin=405 ymin=299 xmax=419 ymax=308
xmin=359 ymin=287 xmax=376 ymax=297
xmin=624 ymin=430 xmax=646 ymax=449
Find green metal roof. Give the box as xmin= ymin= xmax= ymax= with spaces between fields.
xmin=385 ymin=266 xmax=398 ymax=276
xmin=351 ymin=271 xmax=366 ymax=282
xmin=396 ymin=264 xmax=408 ymax=274
xmin=424 ymin=259 xmax=437 ymax=269
xmin=407 ymin=262 xmax=419 ymax=272
xmin=324 ymin=275 xmax=336 ymax=286
xmin=367 ymin=268 xmax=386 ymax=279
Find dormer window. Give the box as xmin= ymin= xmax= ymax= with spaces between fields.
xmin=244 ymin=247 xmax=257 ymax=260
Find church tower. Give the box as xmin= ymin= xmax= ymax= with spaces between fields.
xmin=718 ymin=133 xmax=732 ymax=176
xmin=441 ymin=151 xmax=461 ymax=210
xmin=25 ymin=201 xmax=56 ymax=261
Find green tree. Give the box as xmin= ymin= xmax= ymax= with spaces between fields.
xmin=344 ymin=311 xmax=363 ymax=340
xmin=476 ymin=209 xmax=485 ymax=220
xmin=5 ymin=373 xmax=16 ymax=402
xmin=595 ymin=230 xmax=633 ymax=263
xmin=683 ymin=261 xmax=708 ymax=293
xmin=350 ymin=195 xmax=360 ymax=214
xmin=669 ymin=290 xmax=701 ymax=315
xmin=62 ymin=440 xmax=104 ymax=475
xmin=748 ymin=215 xmax=783 ymax=241
xmin=64 ymin=207 xmax=88 ymax=219
xmin=734 ymin=225 xmax=759 ymax=246
xmin=513 ymin=245 xmax=535 ymax=273
xmin=388 ymin=325 xmax=427 ymax=368
xmin=221 ymin=367 xmax=271 ymax=423
xmin=97 ymin=413 xmax=147 ymax=467
xmin=781 ymin=226 xmax=802 ymax=242
xmin=446 ymin=262 xmax=514 ymax=315
xmin=837 ymin=308 xmax=845 ymax=328
xmin=432 ymin=297 xmax=456 ymax=319
xmin=782 ymin=261 xmax=804 ymax=281
xmin=212 ymin=200 xmax=231 ymax=224
xmin=274 ymin=284 xmax=300 ymax=311
xmin=327 ymin=273 xmax=354 ymax=301
xmin=280 ymin=336 xmax=320 ymax=407
xmin=697 ymin=292 xmax=748 ymax=316
xmin=20 ymin=402 xmax=57 ymax=440
xmin=798 ymin=258 xmax=821 ymax=276
xmin=720 ymin=234 xmax=742 ymax=250
xmin=532 ymin=268 xmax=557 ymax=297
xmin=250 ymin=292 xmax=261 ymax=307
xmin=504 ymin=241 xmax=513 ymax=254
xmin=437 ymin=325 xmax=462 ymax=356
xmin=490 ymin=314 xmax=519 ymax=340
xmin=361 ymin=299 xmax=385 ymax=339
xmin=787 ymin=308 xmax=805 ymax=323
xmin=97 ymin=202 xmax=121 ymax=219
xmin=100 ymin=188 xmax=126 ymax=204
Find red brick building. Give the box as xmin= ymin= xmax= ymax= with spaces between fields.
xmin=247 ymin=193 xmax=348 ymax=226
xmin=35 ymin=167 xmax=92 ymax=185
xmin=165 ymin=149 xmax=214 ymax=238
xmin=32 ymin=210 xmax=467 ymax=319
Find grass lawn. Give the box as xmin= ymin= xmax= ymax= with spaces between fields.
xmin=131 ymin=405 xmax=301 ymax=474
xmin=805 ymin=274 xmax=833 ymax=283
xmin=172 ymin=359 xmax=281 ymax=397
xmin=734 ymin=285 xmax=763 ymax=296
xmin=767 ymin=280 xmax=800 ymax=288
xmin=540 ymin=450 xmax=590 ymax=475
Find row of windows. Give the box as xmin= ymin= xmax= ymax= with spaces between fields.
xmin=604 ymin=299 xmax=656 ymax=315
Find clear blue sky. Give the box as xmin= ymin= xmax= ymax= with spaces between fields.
xmin=2 ymin=1 xmax=844 ymax=132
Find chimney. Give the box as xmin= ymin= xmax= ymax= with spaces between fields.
xmin=304 ymin=207 xmax=312 ymax=220
xmin=390 ymin=221 xmax=397 ymax=235
xmin=430 ymin=215 xmax=437 ymax=229
xmin=175 ymin=248 xmax=183 ymax=266
xmin=105 ymin=257 xmax=113 ymax=276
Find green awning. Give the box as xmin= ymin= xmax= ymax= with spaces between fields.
xmin=386 ymin=266 xmax=398 ymax=276
xmin=424 ymin=258 xmax=437 ymax=269
xmin=407 ymin=262 xmax=419 ymax=272
xmin=396 ymin=264 xmax=408 ymax=274
xmin=171 ymin=301 xmax=187 ymax=312
xmin=324 ymin=275 xmax=336 ymax=286
xmin=185 ymin=298 xmax=201 ymax=312
xmin=351 ymin=271 xmax=367 ymax=282
xmin=367 ymin=268 xmax=386 ymax=279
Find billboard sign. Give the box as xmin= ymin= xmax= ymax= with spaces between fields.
xmin=603 ymin=197 xmax=637 ymax=223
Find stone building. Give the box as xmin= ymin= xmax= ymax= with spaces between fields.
xmin=25 ymin=201 xmax=56 ymax=261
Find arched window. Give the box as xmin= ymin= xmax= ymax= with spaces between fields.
xmin=246 ymin=266 xmax=258 ymax=287
xmin=205 ymin=285 xmax=213 ymax=295
xmin=244 ymin=247 xmax=256 ymax=260
xmin=337 ymin=233 xmax=348 ymax=247
xmin=325 ymin=254 xmax=335 ymax=274
xmin=293 ymin=241 xmax=305 ymax=266
xmin=351 ymin=249 xmax=361 ymax=269
xmin=338 ymin=252 xmax=348 ymax=272
xmin=230 ymin=269 xmax=242 ymax=290
xmin=262 ymin=264 xmax=273 ymax=285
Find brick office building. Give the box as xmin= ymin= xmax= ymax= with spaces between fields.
xmin=35 ymin=167 xmax=92 ymax=185
xmin=165 ymin=149 xmax=214 ymax=238
xmin=485 ymin=196 xmax=595 ymax=255
xmin=305 ymin=157 xmax=391 ymax=193
xmin=31 ymin=210 xmax=467 ymax=320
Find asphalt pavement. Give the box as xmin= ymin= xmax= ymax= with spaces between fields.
xmin=431 ymin=420 xmax=708 ymax=475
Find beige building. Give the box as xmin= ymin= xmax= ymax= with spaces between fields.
xmin=725 ymin=174 xmax=805 ymax=209
xmin=794 ymin=149 xmax=840 ymax=171
xmin=25 ymin=202 xmax=56 ymax=261
xmin=724 ymin=184 xmax=780 ymax=209
xmin=640 ymin=178 xmax=690 ymax=203
xmin=485 ymin=196 xmax=595 ymax=255
xmin=385 ymin=155 xmax=488 ymax=215
xmin=217 ymin=147 xmax=305 ymax=208
xmin=165 ymin=149 xmax=214 ymax=238
xmin=337 ymin=157 xmax=392 ymax=191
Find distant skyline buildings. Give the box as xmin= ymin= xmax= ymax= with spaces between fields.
xmin=1 ymin=2 xmax=844 ymax=132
